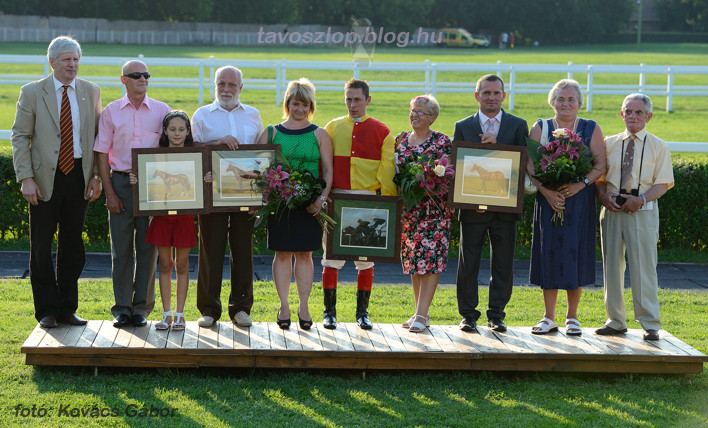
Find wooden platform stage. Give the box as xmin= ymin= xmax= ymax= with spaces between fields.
xmin=22 ymin=321 xmax=707 ymax=374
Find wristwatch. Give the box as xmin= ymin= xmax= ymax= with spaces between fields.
xmin=93 ymin=174 xmax=102 ymax=182
xmin=319 ymin=195 xmax=328 ymax=209
xmin=583 ymin=177 xmax=590 ymax=187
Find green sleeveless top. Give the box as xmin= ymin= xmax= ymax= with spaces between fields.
xmin=273 ymin=123 xmax=321 ymax=178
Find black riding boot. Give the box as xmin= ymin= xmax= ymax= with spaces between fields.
xmin=356 ymin=289 xmax=373 ymax=329
xmin=323 ymin=288 xmax=337 ymax=329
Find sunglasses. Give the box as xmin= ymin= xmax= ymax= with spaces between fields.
xmin=123 ymin=72 xmax=150 ymax=80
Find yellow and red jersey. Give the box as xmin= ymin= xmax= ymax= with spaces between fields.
xmin=324 ymin=114 xmax=396 ymax=196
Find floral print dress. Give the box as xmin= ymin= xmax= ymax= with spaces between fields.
xmin=397 ymin=131 xmax=455 ymax=274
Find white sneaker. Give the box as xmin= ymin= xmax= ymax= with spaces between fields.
xmin=233 ymin=311 xmax=252 ymax=327
xmin=197 ymin=315 xmax=214 ymax=327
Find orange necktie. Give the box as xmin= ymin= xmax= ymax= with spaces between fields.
xmin=58 ymin=85 xmax=74 ymax=175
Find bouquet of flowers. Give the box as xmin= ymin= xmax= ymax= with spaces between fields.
xmin=527 ymin=127 xmax=594 ymax=225
xmin=252 ymin=158 xmax=335 ymax=230
xmin=394 ymin=152 xmax=455 ymax=212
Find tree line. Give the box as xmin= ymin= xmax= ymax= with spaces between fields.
xmin=1 ymin=0 xmax=705 ymax=44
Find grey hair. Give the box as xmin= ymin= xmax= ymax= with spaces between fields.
xmin=548 ymin=79 xmax=583 ymax=108
xmin=410 ymin=94 xmax=440 ymax=117
xmin=47 ymin=36 xmax=82 ymax=61
xmin=622 ymin=93 xmax=653 ymax=114
xmin=215 ymin=66 xmax=243 ymax=83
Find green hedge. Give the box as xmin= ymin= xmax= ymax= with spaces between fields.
xmin=1 ymin=150 xmax=705 ymax=252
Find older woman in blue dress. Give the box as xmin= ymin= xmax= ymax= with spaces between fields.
xmin=526 ymin=79 xmax=606 ymax=336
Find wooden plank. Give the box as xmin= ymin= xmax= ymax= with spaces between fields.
xmin=112 ymin=325 xmax=136 ymax=348
xmin=267 ymin=322 xmax=287 ymax=351
xmin=366 ymin=324 xmax=393 ymax=352
xmin=232 ymin=325 xmax=250 ymax=350
xmin=197 ymin=322 xmax=219 ymax=349
xmin=427 ymin=325 xmax=460 ymax=353
xmin=249 ymin=322 xmax=272 ymax=350
xmin=181 ymin=321 xmax=199 ymax=349
xmin=331 ymin=323 xmax=355 ymax=351
xmin=377 ymin=323 xmax=408 ymax=353
xmin=576 ymin=328 xmax=621 ymax=354
xmin=166 ymin=327 xmax=185 ymax=349
xmin=38 ymin=324 xmax=70 ymax=348
xmin=487 ymin=328 xmax=534 ymax=354
xmin=283 ymin=324 xmax=303 ymax=351
xmin=58 ymin=325 xmax=86 ymax=348
xmin=440 ymin=325 xmax=486 ymax=353
xmin=590 ymin=331 xmax=643 ymax=355
xmin=508 ymin=327 xmax=573 ymax=354
xmin=297 ymin=325 xmax=323 ymax=351
xmin=610 ymin=330 xmax=657 ymax=356
xmin=21 ymin=324 xmax=48 ymax=349
xmin=660 ymin=331 xmax=708 ymax=358
xmin=315 ymin=324 xmax=341 ymax=351
xmin=394 ymin=323 xmax=428 ymax=353
xmin=217 ymin=321 xmax=234 ymax=349
xmin=344 ymin=323 xmax=374 ymax=352
xmin=144 ymin=322 xmax=168 ymax=349
xmin=127 ymin=321 xmax=151 ymax=348
xmin=621 ymin=329 xmax=687 ymax=357
xmin=412 ymin=326 xmax=444 ymax=353
xmin=476 ymin=326 xmax=512 ymax=353
xmin=92 ymin=320 xmax=119 ymax=348
xmin=75 ymin=320 xmax=102 ymax=348
xmin=503 ymin=328 xmax=554 ymax=354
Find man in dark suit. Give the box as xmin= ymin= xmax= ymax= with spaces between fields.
xmin=453 ymin=74 xmax=528 ymax=333
xmin=11 ymin=36 xmax=102 ymax=328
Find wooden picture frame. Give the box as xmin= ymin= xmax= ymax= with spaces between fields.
xmin=324 ymin=194 xmax=402 ymax=263
xmin=448 ymin=142 xmax=528 ymax=213
xmin=208 ymin=144 xmax=281 ymax=212
xmin=132 ymin=146 xmax=208 ymax=217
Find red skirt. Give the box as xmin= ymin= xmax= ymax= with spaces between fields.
xmin=145 ymin=215 xmax=196 ymax=248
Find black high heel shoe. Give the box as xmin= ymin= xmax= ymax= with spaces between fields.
xmin=277 ymin=310 xmax=291 ymax=329
xmin=297 ymin=311 xmax=313 ymax=330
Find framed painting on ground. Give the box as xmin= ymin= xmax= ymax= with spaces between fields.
xmin=448 ymin=142 xmax=528 ymax=214
xmin=208 ymin=144 xmax=281 ymax=212
xmin=132 ymin=146 xmax=208 ymax=217
xmin=324 ymin=193 xmax=402 ymax=263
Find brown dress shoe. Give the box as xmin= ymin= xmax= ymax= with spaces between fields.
xmin=595 ymin=324 xmax=628 ymax=335
xmin=59 ymin=313 xmax=88 ymax=325
xmin=39 ymin=315 xmax=58 ymax=328
xmin=643 ymin=329 xmax=660 ymax=341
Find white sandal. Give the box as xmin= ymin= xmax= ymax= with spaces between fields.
xmin=531 ymin=317 xmax=558 ymax=335
xmin=565 ymin=318 xmax=582 ymax=336
xmin=408 ymin=315 xmax=428 ymax=333
xmin=172 ymin=312 xmax=186 ymax=330
xmin=402 ymin=314 xmax=430 ymax=329
xmin=156 ymin=310 xmax=172 ymax=330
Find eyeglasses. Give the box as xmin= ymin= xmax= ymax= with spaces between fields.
xmin=123 ymin=72 xmax=151 ymax=80
xmin=409 ymin=109 xmax=431 ymax=117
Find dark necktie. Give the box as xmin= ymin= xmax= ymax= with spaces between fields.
xmin=620 ymin=135 xmax=635 ymax=191
xmin=58 ymin=85 xmax=74 ymax=175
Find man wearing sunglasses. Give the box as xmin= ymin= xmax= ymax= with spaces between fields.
xmin=11 ymin=36 xmax=102 ymax=329
xmin=94 ymin=60 xmax=172 ymax=328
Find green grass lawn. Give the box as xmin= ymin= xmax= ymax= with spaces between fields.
xmin=0 ymin=278 xmax=706 ymax=427
xmin=1 ymin=42 xmax=708 ymax=145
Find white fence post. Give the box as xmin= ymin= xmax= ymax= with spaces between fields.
xmin=666 ymin=67 xmax=673 ymax=112
xmin=431 ymin=63 xmax=437 ymax=98
xmin=586 ymin=65 xmax=593 ymax=112
xmin=639 ymin=63 xmax=646 ymax=92
xmin=568 ymin=61 xmax=573 ymax=80
xmin=509 ymin=69 xmax=516 ymax=111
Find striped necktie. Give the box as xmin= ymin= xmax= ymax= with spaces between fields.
xmin=620 ymin=135 xmax=635 ymax=191
xmin=58 ymin=85 xmax=74 ymax=175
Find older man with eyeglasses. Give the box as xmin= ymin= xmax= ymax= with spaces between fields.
xmin=94 ymin=60 xmax=172 ymax=328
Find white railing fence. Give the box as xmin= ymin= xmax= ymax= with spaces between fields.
xmin=1 ymin=55 xmax=708 ymax=111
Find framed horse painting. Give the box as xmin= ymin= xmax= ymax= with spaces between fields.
xmin=207 ymin=144 xmax=281 ymax=212
xmin=131 ymin=146 xmax=208 ymax=216
xmin=448 ymin=142 xmax=528 ymax=213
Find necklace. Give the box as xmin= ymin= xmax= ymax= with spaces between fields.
xmin=552 ymin=117 xmax=578 ymax=133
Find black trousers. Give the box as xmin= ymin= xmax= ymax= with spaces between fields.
xmin=196 ymin=212 xmax=255 ymax=321
xmin=456 ymin=218 xmax=517 ymax=322
xmin=29 ymin=159 xmax=88 ymax=321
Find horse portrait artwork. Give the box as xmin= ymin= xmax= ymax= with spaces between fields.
xmin=469 ymin=163 xmax=506 ymax=194
xmin=225 ymin=163 xmax=255 ymax=191
xmin=152 ymin=169 xmax=191 ymax=198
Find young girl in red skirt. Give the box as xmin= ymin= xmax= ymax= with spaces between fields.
xmin=131 ymin=111 xmax=211 ymax=330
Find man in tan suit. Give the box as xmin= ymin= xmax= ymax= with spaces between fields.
xmin=11 ymin=35 xmax=102 ymax=328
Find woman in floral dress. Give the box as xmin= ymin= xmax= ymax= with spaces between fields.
xmin=396 ymin=95 xmax=455 ymax=333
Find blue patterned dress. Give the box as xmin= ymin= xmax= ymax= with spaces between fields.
xmin=397 ymin=131 xmax=455 ymax=275
xmin=529 ymin=118 xmax=597 ymax=290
